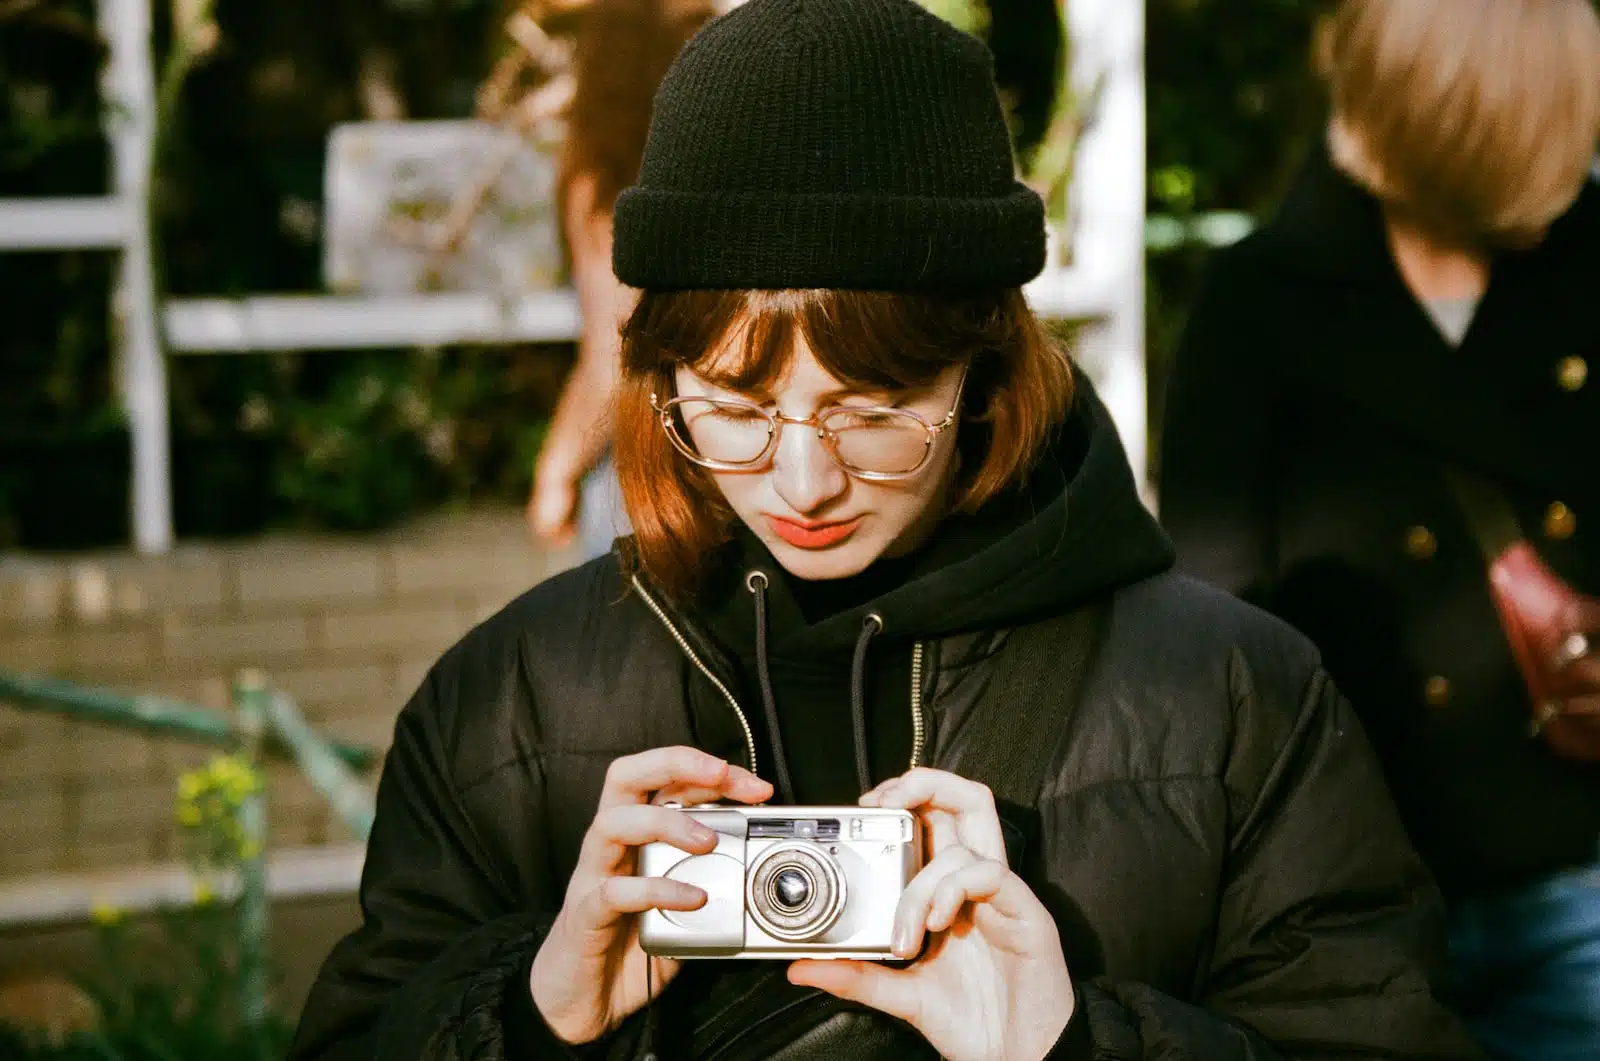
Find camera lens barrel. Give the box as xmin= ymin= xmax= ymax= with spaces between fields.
xmin=747 ymin=843 xmax=846 ymax=942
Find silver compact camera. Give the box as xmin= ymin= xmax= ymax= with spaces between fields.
xmin=638 ymin=805 xmax=923 ymax=960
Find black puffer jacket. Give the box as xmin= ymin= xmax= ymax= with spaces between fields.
xmin=290 ymin=380 xmax=1483 ymax=1061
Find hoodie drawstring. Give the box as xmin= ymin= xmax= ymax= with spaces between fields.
xmin=746 ymin=571 xmax=794 ymax=805
xmin=851 ymin=613 xmax=883 ymax=795
xmin=746 ymin=570 xmax=882 ymax=804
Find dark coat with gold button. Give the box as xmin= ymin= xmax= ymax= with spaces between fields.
xmin=1157 ymin=143 xmax=1600 ymax=901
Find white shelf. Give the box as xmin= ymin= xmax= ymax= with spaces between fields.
xmin=162 ymin=266 xmax=1112 ymax=355
xmin=0 ymin=197 xmax=128 ymax=251
xmin=164 ymin=290 xmax=585 ymax=353
xmin=0 ymin=843 xmax=365 ymax=928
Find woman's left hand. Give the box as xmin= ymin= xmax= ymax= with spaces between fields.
xmin=787 ymin=769 xmax=1076 ymax=1061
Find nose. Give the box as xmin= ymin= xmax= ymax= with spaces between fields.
xmin=770 ymin=419 xmax=848 ymax=515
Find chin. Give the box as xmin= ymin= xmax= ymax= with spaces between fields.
xmin=766 ymin=539 xmax=882 ymax=581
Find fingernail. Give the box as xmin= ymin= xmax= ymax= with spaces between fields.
xmin=690 ymin=823 xmax=716 ymax=843
xmin=891 ymin=926 xmax=911 ymax=957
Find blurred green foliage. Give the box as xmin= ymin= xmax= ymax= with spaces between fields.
xmin=1 ymin=0 xmax=1333 ymax=544
xmin=0 ymin=754 xmax=291 ymax=1061
xmin=1144 ymin=0 xmax=1333 ymax=449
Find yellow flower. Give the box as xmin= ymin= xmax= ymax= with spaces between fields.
xmin=192 ymin=881 xmax=215 ymax=906
xmin=91 ymin=901 xmax=123 ymax=926
xmin=177 ymin=803 xmax=202 ymax=827
xmin=177 ymin=772 xmax=204 ymax=800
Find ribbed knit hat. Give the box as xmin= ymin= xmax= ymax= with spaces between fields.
xmin=612 ymin=0 xmax=1046 ymax=292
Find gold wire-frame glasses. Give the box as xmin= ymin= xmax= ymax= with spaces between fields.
xmin=649 ymin=366 xmax=968 ymax=481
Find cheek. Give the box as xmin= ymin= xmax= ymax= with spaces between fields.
xmin=708 ymin=470 xmax=761 ymax=515
xmin=861 ymin=472 xmax=944 ymax=534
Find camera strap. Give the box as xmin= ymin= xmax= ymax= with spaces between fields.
xmin=940 ymin=599 xmax=1109 ymax=848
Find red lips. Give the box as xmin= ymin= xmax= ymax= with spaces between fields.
xmin=765 ymin=515 xmax=863 ymax=549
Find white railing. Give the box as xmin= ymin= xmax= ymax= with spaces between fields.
xmin=1065 ymin=0 xmax=1147 ymax=502
xmin=0 ymin=0 xmax=1148 ymax=555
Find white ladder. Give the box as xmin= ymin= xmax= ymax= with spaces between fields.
xmin=0 ymin=0 xmax=169 ymax=553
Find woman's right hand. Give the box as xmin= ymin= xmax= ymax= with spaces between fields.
xmin=529 ymin=746 xmax=773 ymax=1045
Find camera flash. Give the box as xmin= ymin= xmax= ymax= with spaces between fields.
xmin=850 ymin=816 xmax=909 ymax=842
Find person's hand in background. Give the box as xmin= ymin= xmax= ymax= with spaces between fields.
xmin=529 ymin=169 xmax=630 ymax=547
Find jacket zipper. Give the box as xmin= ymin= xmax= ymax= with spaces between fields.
xmin=909 ymin=641 xmax=926 ymax=769
xmin=632 ymin=574 xmax=930 ymax=781
xmin=632 ymin=574 xmax=760 ymax=775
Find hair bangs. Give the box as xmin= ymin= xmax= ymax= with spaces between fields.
xmin=625 ymin=289 xmax=998 ymax=396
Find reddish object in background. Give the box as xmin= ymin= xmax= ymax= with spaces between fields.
xmin=1486 ymin=542 xmax=1600 ymax=763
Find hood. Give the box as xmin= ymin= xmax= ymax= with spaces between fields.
xmin=699 ymin=368 xmax=1176 ymax=662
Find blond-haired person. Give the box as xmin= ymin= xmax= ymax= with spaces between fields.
xmin=1160 ymin=2 xmax=1600 ymax=1058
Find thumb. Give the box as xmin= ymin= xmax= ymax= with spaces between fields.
xmin=787 ymin=960 xmax=918 ymax=1024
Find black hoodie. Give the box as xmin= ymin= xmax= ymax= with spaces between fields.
xmin=697 ymin=378 xmax=1176 ymax=805
xmin=289 ymin=368 xmax=1483 ymax=1061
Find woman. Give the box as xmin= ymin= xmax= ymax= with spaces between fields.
xmin=292 ymin=2 xmax=1482 ymax=1058
xmin=527 ymin=0 xmax=718 ymax=558
xmin=1158 ymin=1 xmax=1600 ymax=1058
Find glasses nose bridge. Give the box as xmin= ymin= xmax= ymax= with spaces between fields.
xmin=771 ymin=409 xmax=823 ymax=426
xmin=769 ymin=409 xmax=828 ymax=438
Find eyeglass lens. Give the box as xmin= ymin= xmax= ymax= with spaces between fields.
xmin=671 ymin=400 xmax=932 ymax=475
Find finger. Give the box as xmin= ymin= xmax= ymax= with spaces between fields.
xmin=577 ymin=875 xmax=706 ymax=932
xmin=598 ymin=747 xmax=738 ymax=810
xmin=1560 ymin=694 xmax=1600 ymax=718
xmin=1564 ymin=599 xmax=1600 ymax=637
xmin=652 ymin=766 xmax=772 ymax=807
xmin=1555 ymin=649 xmax=1600 ymax=687
xmin=786 ymin=960 xmax=918 ymax=1024
xmin=577 ymin=803 xmax=718 ymax=877
xmin=926 ymin=857 xmax=1023 ymax=932
xmin=891 ymin=845 xmax=978 ymax=959
xmin=863 ymin=768 xmax=1006 ymax=862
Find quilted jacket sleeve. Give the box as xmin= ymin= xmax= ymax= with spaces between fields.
xmin=1070 ymin=664 xmax=1485 ymax=1061
xmin=286 ymin=664 xmax=583 ymax=1061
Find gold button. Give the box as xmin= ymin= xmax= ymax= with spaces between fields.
xmin=1404 ymin=525 xmax=1437 ymax=559
xmin=1544 ymin=502 xmax=1577 ymax=541
xmin=1556 ymin=356 xmax=1587 ymax=392
xmin=1424 ymin=676 xmax=1452 ymax=706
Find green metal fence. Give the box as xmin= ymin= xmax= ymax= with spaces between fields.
xmin=0 ymin=667 xmax=379 ymax=1047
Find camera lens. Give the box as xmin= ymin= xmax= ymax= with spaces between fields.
xmin=747 ymin=844 xmax=846 ymax=943
xmin=772 ymin=868 xmax=811 ymax=910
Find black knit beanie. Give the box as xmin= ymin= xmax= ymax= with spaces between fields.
xmin=611 ymin=0 xmax=1046 ymax=292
